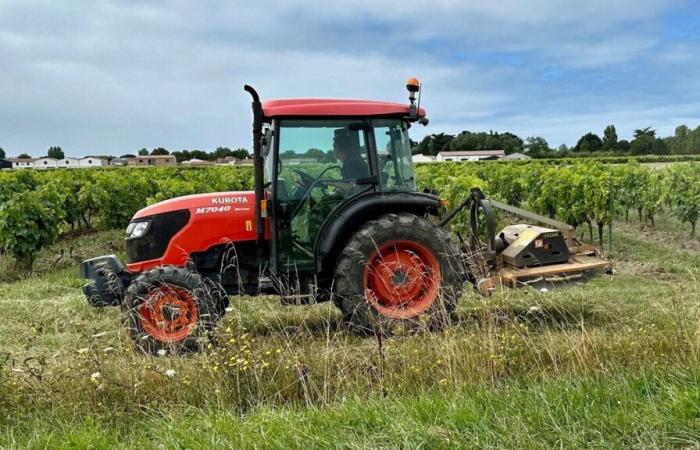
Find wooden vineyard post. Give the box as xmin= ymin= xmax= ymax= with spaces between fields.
xmin=608 ymin=188 xmax=613 ymax=256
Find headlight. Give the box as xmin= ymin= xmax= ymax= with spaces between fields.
xmin=126 ymin=221 xmax=150 ymax=239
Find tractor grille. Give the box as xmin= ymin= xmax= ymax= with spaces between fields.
xmin=125 ymin=210 xmax=190 ymax=263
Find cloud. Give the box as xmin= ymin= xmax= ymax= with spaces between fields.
xmin=0 ymin=0 xmax=697 ymax=156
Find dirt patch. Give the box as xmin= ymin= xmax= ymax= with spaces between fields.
xmin=614 ymin=260 xmax=667 ymax=276
xmin=617 ymin=222 xmax=700 ymax=254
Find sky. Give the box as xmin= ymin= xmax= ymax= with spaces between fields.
xmin=1 ymin=0 xmax=699 ymax=157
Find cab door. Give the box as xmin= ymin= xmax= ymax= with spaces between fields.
xmin=271 ymin=119 xmax=373 ymax=275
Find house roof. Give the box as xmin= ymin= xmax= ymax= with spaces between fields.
xmin=437 ymin=150 xmax=505 ymax=157
xmin=262 ymin=99 xmax=425 ymax=118
xmin=8 ymin=158 xmax=36 ymax=162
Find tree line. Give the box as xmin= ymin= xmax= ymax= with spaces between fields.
xmin=3 ymin=122 xmax=699 ymax=162
xmin=412 ymin=123 xmax=700 ymax=157
xmin=133 ymin=146 xmax=250 ymax=162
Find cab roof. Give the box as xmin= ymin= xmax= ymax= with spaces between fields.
xmin=262 ymin=99 xmax=426 ymax=118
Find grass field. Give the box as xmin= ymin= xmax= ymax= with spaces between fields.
xmin=1 ymin=215 xmax=699 ymax=449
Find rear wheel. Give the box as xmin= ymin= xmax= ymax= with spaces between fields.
xmin=333 ymin=213 xmax=465 ymax=335
xmin=123 ymin=266 xmax=226 ymax=355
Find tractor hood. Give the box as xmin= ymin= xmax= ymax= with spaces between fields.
xmin=126 ymin=191 xmax=260 ymax=272
xmin=133 ymin=191 xmax=256 ymax=219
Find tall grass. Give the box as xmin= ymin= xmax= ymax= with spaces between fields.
xmin=1 ymin=215 xmax=699 ymax=448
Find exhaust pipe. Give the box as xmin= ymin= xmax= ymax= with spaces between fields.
xmin=244 ymin=85 xmax=265 ymax=261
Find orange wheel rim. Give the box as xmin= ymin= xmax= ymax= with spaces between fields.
xmin=363 ymin=240 xmax=441 ymax=319
xmin=139 ymin=285 xmax=199 ymax=342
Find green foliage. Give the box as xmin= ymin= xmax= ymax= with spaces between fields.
xmin=47 ymin=146 xmax=64 ymax=159
xmin=602 ymin=125 xmax=618 ymax=151
xmin=665 ymin=164 xmax=700 ymax=237
xmin=0 ymin=146 xmax=5 ymax=159
xmin=665 ymin=124 xmax=700 ymax=155
xmin=412 ymin=133 xmax=454 ymax=156
xmin=171 ymin=147 xmax=251 ymax=162
xmin=634 ymin=127 xmax=656 ymax=138
xmin=0 ymin=184 xmax=65 ymax=269
xmin=151 ymin=147 xmax=169 ymax=155
xmin=630 ymin=135 xmax=668 ymax=155
xmin=213 ymin=146 xmax=249 ymax=160
xmin=524 ymin=136 xmax=550 ymax=156
xmin=0 ymin=160 xmax=697 ymax=268
xmin=450 ymin=131 xmax=524 ymax=154
xmin=575 ymin=133 xmax=603 ymax=152
xmin=0 ymin=167 xmax=254 ymax=267
xmin=416 ymin=160 xmax=700 ymax=240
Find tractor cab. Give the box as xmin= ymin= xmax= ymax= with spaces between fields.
xmin=264 ymin=109 xmax=419 ymax=272
xmin=245 ymin=81 xmax=438 ymax=297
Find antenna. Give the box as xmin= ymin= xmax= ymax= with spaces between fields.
xmin=416 ymin=82 xmax=422 ymax=114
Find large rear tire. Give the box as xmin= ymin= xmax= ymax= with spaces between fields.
xmin=122 ymin=266 xmax=226 ymax=355
xmin=333 ymin=213 xmax=465 ymax=335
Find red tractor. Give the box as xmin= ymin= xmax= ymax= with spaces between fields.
xmin=81 ymin=80 xmax=609 ymax=354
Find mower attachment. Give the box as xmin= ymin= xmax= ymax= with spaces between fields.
xmin=441 ymin=188 xmax=612 ymax=294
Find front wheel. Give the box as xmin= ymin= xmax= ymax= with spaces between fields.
xmin=122 ymin=266 xmax=226 ymax=355
xmin=333 ymin=213 xmax=465 ymax=335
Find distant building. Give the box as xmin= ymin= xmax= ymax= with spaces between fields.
xmin=109 ymin=158 xmax=129 ymax=167
xmin=58 ymin=158 xmax=80 ymax=168
xmin=436 ymin=150 xmax=505 ymax=162
xmin=501 ymin=152 xmax=531 ymax=161
xmin=34 ymin=158 xmax=58 ymax=169
xmin=0 ymin=159 xmax=11 ymax=170
xmin=236 ymin=158 xmax=254 ymax=166
xmin=10 ymin=158 xmax=35 ymax=169
xmin=412 ymin=154 xmax=436 ymax=163
xmin=127 ymin=155 xmax=177 ymax=167
xmin=182 ymin=158 xmax=215 ymax=166
xmin=79 ymin=157 xmax=106 ymax=168
xmin=216 ymin=156 xmax=239 ymax=165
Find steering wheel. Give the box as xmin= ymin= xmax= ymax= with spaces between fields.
xmin=292 ymin=167 xmax=316 ymax=187
xmin=292 ymin=166 xmax=341 ymax=191
xmin=289 ymin=165 xmax=342 ymax=218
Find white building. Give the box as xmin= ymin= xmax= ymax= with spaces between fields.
xmin=10 ymin=158 xmax=35 ymax=169
xmin=79 ymin=157 xmax=106 ymax=168
xmin=34 ymin=158 xmax=58 ymax=169
xmin=501 ymin=152 xmax=531 ymax=161
xmin=58 ymin=157 xmax=80 ymax=168
xmin=436 ymin=150 xmax=505 ymax=162
xmin=412 ymin=154 xmax=436 ymax=163
xmin=182 ymin=158 xmax=214 ymax=166
xmin=109 ymin=158 xmax=129 ymax=167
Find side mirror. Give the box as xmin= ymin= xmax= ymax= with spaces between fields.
xmin=262 ymin=128 xmax=273 ymax=157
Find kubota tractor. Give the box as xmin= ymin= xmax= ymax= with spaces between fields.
xmin=81 ymin=79 xmax=610 ymax=354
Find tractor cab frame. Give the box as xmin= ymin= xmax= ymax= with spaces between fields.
xmin=244 ymin=85 xmax=440 ymax=300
